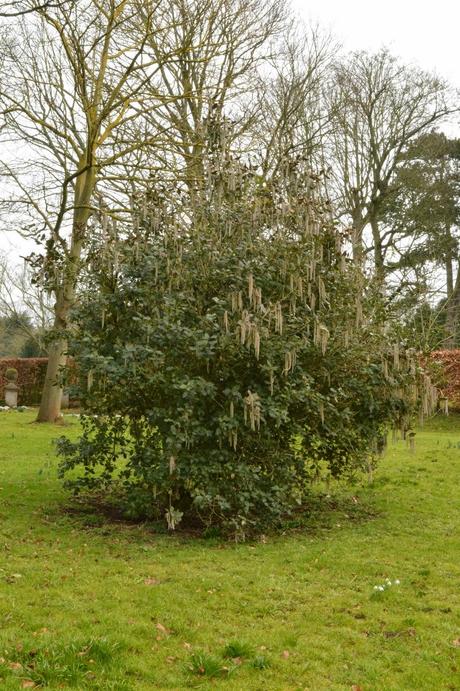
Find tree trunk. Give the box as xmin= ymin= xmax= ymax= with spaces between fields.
xmin=444 ymin=224 xmax=458 ymax=348
xmin=445 ymin=265 xmax=460 ymax=349
xmin=36 ymin=284 xmax=74 ymax=421
xmin=445 ymin=243 xmax=454 ymax=297
xmin=36 ymin=337 xmax=67 ymax=422
xmin=351 ymin=213 xmax=365 ymax=266
xmin=36 ymin=151 xmax=96 ymax=422
xmin=370 ymin=216 xmax=385 ymax=285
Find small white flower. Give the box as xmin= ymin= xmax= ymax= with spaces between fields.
xmin=373 ymin=585 xmax=379 ymax=590
xmin=395 ymin=579 xmax=400 ymax=585
xmin=386 ymin=580 xmax=392 ymax=586
xmin=378 ymin=586 xmax=384 ymax=591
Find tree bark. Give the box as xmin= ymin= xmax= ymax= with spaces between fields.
xmin=36 ymin=337 xmax=67 ymax=421
xmin=370 ymin=215 xmax=385 ymax=285
xmin=36 ymin=153 xmax=96 ymax=422
xmin=445 ymin=264 xmax=460 ymax=349
xmin=443 ymin=223 xmax=458 ymax=348
xmin=351 ymin=207 xmax=366 ymax=266
xmin=36 ymin=281 xmax=75 ymax=421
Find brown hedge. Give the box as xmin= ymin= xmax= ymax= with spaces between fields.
xmin=427 ymin=350 xmax=460 ymax=409
xmin=0 ymin=358 xmax=78 ymax=406
xmin=0 ymin=358 xmax=48 ymax=405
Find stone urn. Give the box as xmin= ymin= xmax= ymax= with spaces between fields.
xmin=4 ymin=368 xmax=19 ymax=408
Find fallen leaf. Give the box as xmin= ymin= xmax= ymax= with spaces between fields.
xmin=21 ymin=681 xmax=36 ymax=689
xmin=282 ymin=650 xmax=290 ymax=659
xmin=351 ymin=686 xmax=363 ymax=691
xmin=8 ymin=661 xmax=22 ymax=670
xmin=144 ymin=578 xmax=160 ymax=586
xmin=166 ymin=656 xmax=176 ymax=664
xmin=453 ymin=638 xmax=460 ymax=647
xmin=183 ymin=642 xmax=192 ymax=650
xmin=156 ymin=622 xmax=170 ymax=635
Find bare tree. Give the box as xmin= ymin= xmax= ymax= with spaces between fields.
xmin=253 ymin=25 xmax=335 ymax=179
xmin=0 ymin=1 xmax=70 ymax=17
xmin=0 ymin=254 xmax=53 ymax=349
xmin=0 ymin=1 xmax=170 ymax=420
xmin=133 ymin=0 xmax=286 ymax=200
xmin=328 ymin=49 xmax=456 ymax=280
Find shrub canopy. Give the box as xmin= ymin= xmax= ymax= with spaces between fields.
xmin=58 ymin=156 xmax=432 ymax=536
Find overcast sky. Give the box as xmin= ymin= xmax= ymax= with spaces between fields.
xmin=2 ymin=0 xmax=459 ymax=261
xmin=295 ymin=0 xmax=460 ymax=89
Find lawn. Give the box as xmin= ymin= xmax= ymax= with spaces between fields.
xmin=0 ymin=410 xmax=459 ymax=690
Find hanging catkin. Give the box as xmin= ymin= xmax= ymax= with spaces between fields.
xmin=274 ymin=302 xmax=283 ymax=335
xmin=393 ymin=342 xmax=400 ymax=370
xmin=248 ymin=273 xmax=254 ymax=303
xmin=355 ymin=299 xmax=362 ymax=326
xmin=244 ymin=390 xmax=262 ymax=431
xmin=318 ymin=276 xmax=327 ymax=306
xmin=314 ymin=323 xmax=329 ymax=355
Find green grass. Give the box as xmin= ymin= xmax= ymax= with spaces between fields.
xmin=0 ymin=410 xmax=459 ymax=689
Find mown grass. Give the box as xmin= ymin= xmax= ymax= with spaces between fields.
xmin=0 ymin=410 xmax=459 ymax=689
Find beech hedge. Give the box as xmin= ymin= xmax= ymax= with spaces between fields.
xmin=0 ymin=358 xmax=48 ymax=405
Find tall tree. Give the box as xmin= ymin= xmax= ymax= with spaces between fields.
xmin=381 ymin=132 xmax=460 ymax=345
xmin=133 ymin=0 xmax=286 ymax=200
xmin=254 ymin=26 xmax=335 ymax=179
xmin=0 ymin=0 xmax=166 ymax=420
xmin=0 ymin=254 xmax=53 ymax=353
xmin=328 ymin=49 xmax=456 ymax=280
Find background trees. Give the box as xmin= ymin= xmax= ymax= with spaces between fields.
xmin=0 ymin=255 xmax=51 ymax=356
xmin=0 ymin=0 xmax=167 ymax=420
xmin=0 ymin=1 xmax=458 ymax=433
xmin=380 ymin=132 xmax=460 ymax=346
xmin=327 ymin=50 xmax=455 ymax=278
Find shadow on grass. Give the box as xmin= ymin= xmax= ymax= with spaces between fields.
xmin=43 ymin=486 xmax=380 ymax=545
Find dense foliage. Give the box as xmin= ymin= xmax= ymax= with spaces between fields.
xmin=57 ymin=155 xmax=430 ymax=536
